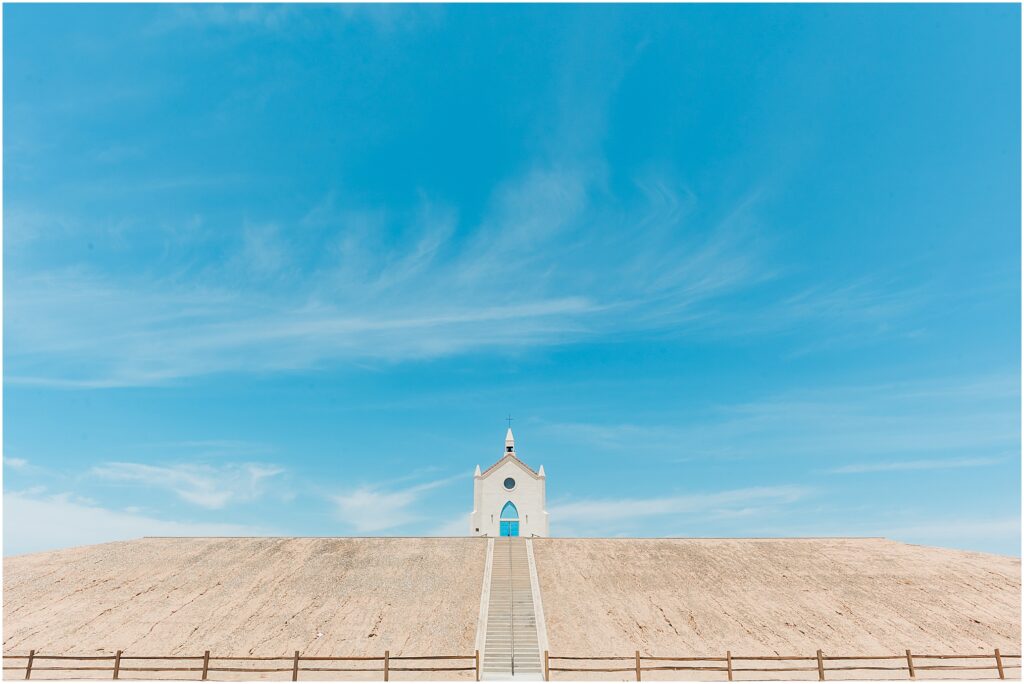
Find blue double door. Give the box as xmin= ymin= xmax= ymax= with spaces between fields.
xmin=499 ymin=501 xmax=519 ymax=537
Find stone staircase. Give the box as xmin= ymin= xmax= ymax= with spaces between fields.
xmin=482 ymin=538 xmax=543 ymax=680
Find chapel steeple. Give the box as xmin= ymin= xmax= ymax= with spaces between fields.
xmin=505 ymin=428 xmax=515 ymax=453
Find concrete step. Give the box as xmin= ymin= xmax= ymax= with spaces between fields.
xmin=485 ymin=636 xmax=539 ymax=641
xmin=484 ymin=645 xmax=538 ymax=651
xmin=482 ymin=539 xmax=543 ymax=681
xmin=484 ymin=666 xmax=541 ymax=671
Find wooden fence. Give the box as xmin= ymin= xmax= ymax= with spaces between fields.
xmin=2 ymin=650 xmax=479 ymax=681
xmin=544 ymin=649 xmax=1022 ymax=681
xmin=4 ymin=649 xmax=1019 ymax=681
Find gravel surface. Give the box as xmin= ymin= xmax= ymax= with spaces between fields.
xmin=4 ymin=536 xmax=1019 ymax=681
xmin=532 ymin=537 xmax=1020 ymax=678
xmin=3 ymin=537 xmax=486 ymax=666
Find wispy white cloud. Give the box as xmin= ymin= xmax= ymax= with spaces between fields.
xmin=149 ymin=4 xmax=438 ymax=36
xmin=829 ymin=456 xmax=1007 ymax=474
xmin=3 ymin=8 xmax=930 ymax=391
xmin=135 ymin=439 xmax=273 ymax=456
xmin=332 ymin=475 xmax=464 ymax=533
xmin=428 ymin=514 xmax=471 ymax=537
xmin=4 ymin=457 xmax=29 ymax=470
xmin=536 ymin=373 xmax=1018 ymax=549
xmin=711 ymin=375 xmax=1019 ymax=459
xmin=538 ymin=421 xmax=681 ymax=451
xmin=876 ymin=517 xmax=1022 ymax=551
xmin=777 ymin=278 xmax=921 ymax=327
xmin=541 ymin=374 xmax=1019 ymax=466
xmin=550 ymin=485 xmax=810 ymax=528
xmin=230 ymin=223 xmax=291 ymax=279
xmin=91 ymin=462 xmax=285 ymax=509
xmin=148 ymin=4 xmax=299 ymax=33
xmin=750 ymin=515 xmax=1022 ymax=556
xmin=4 ymin=491 xmax=270 ymax=557
xmin=6 ymin=173 xmax=778 ymax=388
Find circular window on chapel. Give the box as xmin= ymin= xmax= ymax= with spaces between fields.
xmin=503 ymin=477 xmax=516 ymax=490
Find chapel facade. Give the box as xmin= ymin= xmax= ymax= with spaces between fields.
xmin=470 ymin=428 xmax=549 ymax=537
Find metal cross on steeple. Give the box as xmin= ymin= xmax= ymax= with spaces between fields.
xmin=505 ymin=414 xmax=514 ymax=428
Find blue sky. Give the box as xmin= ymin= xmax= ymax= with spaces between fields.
xmin=4 ymin=4 xmax=1020 ymax=556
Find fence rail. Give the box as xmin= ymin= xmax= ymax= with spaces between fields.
xmin=1 ymin=650 xmax=479 ymax=681
xmin=544 ymin=649 xmax=1021 ymax=681
xmin=3 ymin=648 xmax=1019 ymax=681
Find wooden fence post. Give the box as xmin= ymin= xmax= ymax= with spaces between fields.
xmin=635 ymin=650 xmax=641 ymax=681
xmin=816 ymin=649 xmax=825 ymax=681
xmin=201 ymin=650 xmax=210 ymax=680
xmin=905 ymin=650 xmax=915 ymax=679
xmin=112 ymin=650 xmax=122 ymax=679
xmin=292 ymin=650 xmax=300 ymax=681
xmin=384 ymin=650 xmax=390 ymax=682
xmin=995 ymin=649 xmax=1005 ymax=680
xmin=726 ymin=651 xmax=733 ymax=681
xmin=475 ymin=649 xmax=480 ymax=681
xmin=544 ymin=650 xmax=549 ymax=681
xmin=24 ymin=650 xmax=35 ymax=680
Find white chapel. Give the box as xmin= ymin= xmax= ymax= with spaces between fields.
xmin=470 ymin=428 xmax=549 ymax=537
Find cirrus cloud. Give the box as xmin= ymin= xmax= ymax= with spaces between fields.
xmin=91 ymin=461 xmax=285 ymax=509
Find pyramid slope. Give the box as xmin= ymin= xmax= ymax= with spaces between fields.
xmin=4 ymin=535 xmax=1019 ymax=667
xmin=533 ymin=537 xmax=1020 ymax=657
xmin=3 ymin=537 xmax=486 ymax=657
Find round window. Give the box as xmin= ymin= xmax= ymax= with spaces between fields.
xmin=503 ymin=477 xmax=516 ymax=490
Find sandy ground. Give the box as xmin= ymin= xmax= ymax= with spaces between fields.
xmin=4 ymin=536 xmax=1020 ymax=681
xmin=532 ymin=538 xmax=1021 ymax=680
xmin=3 ymin=537 xmax=486 ymax=679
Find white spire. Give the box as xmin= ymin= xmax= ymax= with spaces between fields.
xmin=505 ymin=428 xmax=515 ymax=452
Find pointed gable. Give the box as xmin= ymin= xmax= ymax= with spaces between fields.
xmin=480 ymin=451 xmax=540 ymax=479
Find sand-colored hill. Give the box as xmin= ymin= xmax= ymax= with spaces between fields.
xmin=533 ymin=537 xmax=1020 ymax=656
xmin=3 ymin=536 xmax=1020 ymax=680
xmin=3 ymin=537 xmax=486 ymax=658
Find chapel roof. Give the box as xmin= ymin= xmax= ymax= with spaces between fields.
xmin=480 ymin=452 xmax=539 ymax=478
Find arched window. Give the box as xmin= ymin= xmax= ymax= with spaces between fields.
xmin=500 ymin=501 xmax=519 ymax=519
